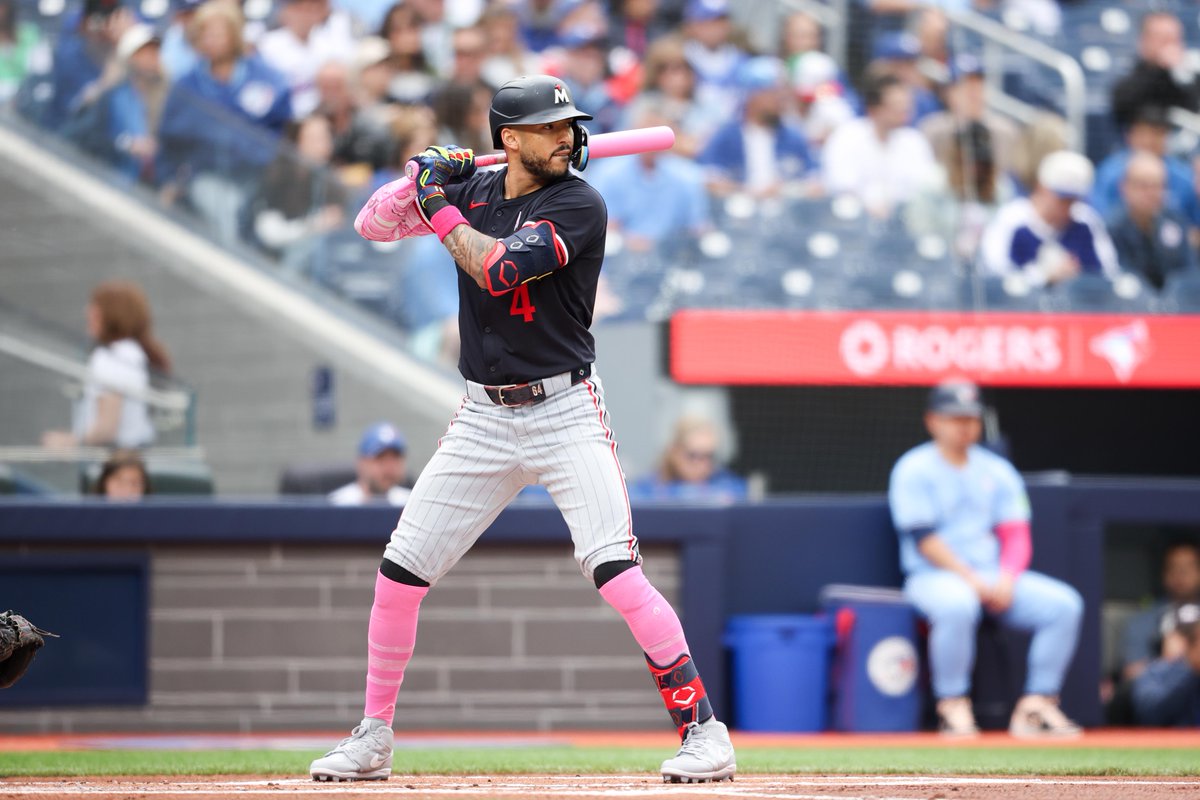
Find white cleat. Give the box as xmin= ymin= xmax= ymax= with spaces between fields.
xmin=310 ymin=717 xmax=393 ymax=782
xmin=660 ymin=718 xmax=736 ymax=784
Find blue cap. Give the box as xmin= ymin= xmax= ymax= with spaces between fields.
xmin=358 ymin=422 xmax=406 ymax=457
xmin=685 ymin=0 xmax=729 ymax=22
xmin=873 ymin=32 xmax=920 ymax=61
xmin=948 ymin=53 xmax=985 ymax=81
xmin=735 ymin=56 xmax=786 ymax=93
xmin=927 ymin=380 xmax=983 ymax=417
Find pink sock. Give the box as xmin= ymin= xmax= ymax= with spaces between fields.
xmin=363 ymin=570 xmax=428 ymax=725
xmin=598 ymin=565 xmax=688 ymax=666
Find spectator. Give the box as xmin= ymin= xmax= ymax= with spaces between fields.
xmin=516 ymin=0 xmax=579 ymax=53
xmin=822 ymin=72 xmax=937 ymax=218
xmin=590 ymin=108 xmax=711 ymax=252
xmin=1131 ymin=603 xmax=1200 ymax=727
xmin=1112 ymin=11 xmax=1200 ymax=133
xmin=251 ymin=114 xmax=348 ymax=274
xmin=160 ymin=0 xmax=203 ymax=80
xmin=379 ymin=2 xmax=437 ymax=104
xmin=478 ymin=3 xmax=540 ymax=89
xmin=1119 ymin=542 xmax=1200 ymax=685
xmin=681 ymin=0 xmax=749 ymax=121
xmin=628 ymin=415 xmax=748 ymax=503
xmin=865 ymin=31 xmax=940 ymax=125
xmin=608 ymin=0 xmax=671 ymax=60
xmin=66 ymin=23 xmax=166 ymax=185
xmin=407 ymin=0 xmax=454 ymax=77
xmin=889 ymin=379 xmax=1083 ymax=737
xmin=906 ymin=120 xmax=1013 ymax=262
xmin=1107 ymin=151 xmax=1195 ymax=291
xmin=328 ymin=422 xmax=412 ymax=505
xmin=440 ymin=23 xmax=490 ymax=91
xmin=0 ymin=0 xmax=43 ymax=104
xmin=42 ymin=281 xmax=172 ymax=450
xmin=780 ymin=11 xmax=858 ymax=150
xmin=257 ymin=0 xmax=357 ymax=119
xmin=430 ymin=81 xmax=492 ymax=155
xmin=389 ymin=232 xmax=460 ymax=366
xmin=622 ymin=34 xmax=721 ymax=158
xmin=697 ymin=55 xmax=814 ymax=199
xmin=980 ymin=150 xmax=1120 ymax=286
xmin=920 ymin=54 xmax=1020 ymax=184
xmin=790 ymin=51 xmax=856 ymax=153
xmin=158 ymin=1 xmax=293 ymax=246
xmin=94 ymin=449 xmax=150 ymax=500
xmin=46 ymin=0 xmax=134 ymax=128
xmin=554 ymin=25 xmax=622 ymax=135
xmin=1089 ymin=105 xmax=1200 ymax=231
xmin=1009 ymin=111 xmax=1071 ymax=195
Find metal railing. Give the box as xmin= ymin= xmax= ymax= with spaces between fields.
xmin=945 ymin=7 xmax=1088 ymax=153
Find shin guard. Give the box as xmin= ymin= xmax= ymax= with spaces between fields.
xmin=646 ymin=652 xmax=713 ymax=737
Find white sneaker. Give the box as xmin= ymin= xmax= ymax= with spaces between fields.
xmin=660 ymin=718 xmax=736 ymax=783
xmin=1009 ymin=695 xmax=1082 ymax=739
xmin=936 ymin=696 xmax=980 ymax=738
xmin=310 ymin=717 xmax=393 ymax=781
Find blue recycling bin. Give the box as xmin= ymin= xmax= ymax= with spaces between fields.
xmin=723 ymin=614 xmax=835 ymax=732
xmin=820 ymin=585 xmax=921 ymax=732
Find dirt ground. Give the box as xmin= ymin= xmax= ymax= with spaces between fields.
xmin=4 ymin=774 xmax=1200 ymax=800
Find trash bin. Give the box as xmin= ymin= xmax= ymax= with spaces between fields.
xmin=723 ymin=614 xmax=835 ymax=732
xmin=820 ymin=584 xmax=921 ymax=732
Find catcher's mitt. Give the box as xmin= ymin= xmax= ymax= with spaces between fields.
xmin=0 ymin=610 xmax=57 ymax=689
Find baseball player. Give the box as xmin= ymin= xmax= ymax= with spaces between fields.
xmin=888 ymin=379 xmax=1084 ymax=738
xmin=309 ymin=75 xmax=736 ymax=784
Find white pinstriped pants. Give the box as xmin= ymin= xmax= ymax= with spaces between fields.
xmin=383 ymin=370 xmax=642 ymax=583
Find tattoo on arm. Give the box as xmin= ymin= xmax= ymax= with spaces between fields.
xmin=443 ymin=225 xmax=498 ymax=289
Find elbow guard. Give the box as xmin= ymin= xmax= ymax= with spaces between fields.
xmin=483 ymin=220 xmax=568 ymax=296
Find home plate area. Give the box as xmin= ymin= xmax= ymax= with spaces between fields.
xmin=2 ymin=775 xmax=1195 ymax=800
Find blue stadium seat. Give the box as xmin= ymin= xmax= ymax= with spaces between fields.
xmin=1161 ymin=269 xmax=1200 ymax=313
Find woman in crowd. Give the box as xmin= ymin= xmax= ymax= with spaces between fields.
xmin=43 ymin=281 xmax=172 ymax=450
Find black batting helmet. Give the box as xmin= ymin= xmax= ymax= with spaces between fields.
xmin=489 ymin=75 xmax=593 ymax=149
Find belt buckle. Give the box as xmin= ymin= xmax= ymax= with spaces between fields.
xmin=496 ymin=382 xmax=528 ymax=407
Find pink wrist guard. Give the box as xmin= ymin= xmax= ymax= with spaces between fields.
xmin=429 ymin=205 xmax=467 ymax=241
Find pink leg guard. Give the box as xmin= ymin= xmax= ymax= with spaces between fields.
xmin=363 ymin=570 xmax=428 ymax=725
xmin=598 ymin=565 xmax=689 ymax=664
xmin=599 ymin=565 xmax=712 ymax=736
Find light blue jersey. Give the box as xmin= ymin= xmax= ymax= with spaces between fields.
xmin=888 ymin=442 xmax=1030 ymax=576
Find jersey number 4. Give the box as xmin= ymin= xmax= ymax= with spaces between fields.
xmin=509 ymin=284 xmax=536 ymax=323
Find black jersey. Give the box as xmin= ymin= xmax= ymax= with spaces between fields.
xmin=445 ymin=168 xmax=607 ymax=385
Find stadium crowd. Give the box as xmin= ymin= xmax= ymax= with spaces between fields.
xmin=5 ymin=0 xmax=1200 ymax=366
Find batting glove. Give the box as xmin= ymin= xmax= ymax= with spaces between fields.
xmin=407 ymin=145 xmax=476 ymax=221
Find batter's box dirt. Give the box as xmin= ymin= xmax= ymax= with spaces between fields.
xmin=3 ymin=774 xmax=1198 ymax=800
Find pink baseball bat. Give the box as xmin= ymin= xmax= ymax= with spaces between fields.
xmin=478 ymin=124 xmax=676 ymax=168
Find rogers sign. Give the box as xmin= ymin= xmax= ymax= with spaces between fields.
xmin=670 ymin=310 xmax=1200 ymax=388
xmin=839 ymin=320 xmax=1062 ymax=378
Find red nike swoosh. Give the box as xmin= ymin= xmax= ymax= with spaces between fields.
xmin=469 ymin=201 xmax=488 ymax=209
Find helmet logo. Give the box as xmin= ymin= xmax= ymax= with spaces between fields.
xmin=554 ymin=84 xmax=570 ymax=104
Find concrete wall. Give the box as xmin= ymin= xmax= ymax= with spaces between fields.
xmin=1 ymin=543 xmax=677 ymax=734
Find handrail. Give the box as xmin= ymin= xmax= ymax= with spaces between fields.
xmin=944 ymin=7 xmax=1088 ymax=153
xmin=0 ymin=332 xmax=191 ymax=412
xmin=0 ymin=445 xmax=206 ymax=463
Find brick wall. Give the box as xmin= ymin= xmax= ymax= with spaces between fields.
xmin=2 ymin=543 xmax=679 ymax=733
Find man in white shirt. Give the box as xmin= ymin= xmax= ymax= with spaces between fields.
xmin=328 ymin=422 xmax=412 ymax=506
xmin=257 ymin=0 xmax=357 ymax=118
xmin=822 ymin=72 xmax=938 ymax=218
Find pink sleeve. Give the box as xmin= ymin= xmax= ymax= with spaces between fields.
xmin=995 ymin=520 xmax=1032 ymax=576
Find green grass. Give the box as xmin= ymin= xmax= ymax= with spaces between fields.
xmin=2 ymin=746 xmax=1199 ymax=778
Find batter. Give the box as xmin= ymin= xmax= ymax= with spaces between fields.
xmin=310 ymin=75 xmax=736 ymax=784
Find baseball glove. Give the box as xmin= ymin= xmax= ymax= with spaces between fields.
xmin=0 ymin=610 xmax=57 ymax=689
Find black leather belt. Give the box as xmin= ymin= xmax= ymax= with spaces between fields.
xmin=484 ymin=364 xmax=592 ymax=407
